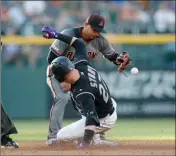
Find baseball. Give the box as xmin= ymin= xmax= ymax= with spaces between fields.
xmin=131 ymin=67 xmax=139 ymax=75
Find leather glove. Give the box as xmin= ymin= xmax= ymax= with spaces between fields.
xmin=41 ymin=25 xmax=59 ymax=39
xmin=116 ymin=52 xmax=131 ymax=72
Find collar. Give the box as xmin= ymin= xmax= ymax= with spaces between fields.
xmin=79 ymin=27 xmax=92 ymax=43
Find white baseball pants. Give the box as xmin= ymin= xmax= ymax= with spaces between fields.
xmin=57 ymin=98 xmax=117 ymax=141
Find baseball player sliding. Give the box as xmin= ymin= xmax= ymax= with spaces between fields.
xmin=42 ymin=25 xmax=131 ymax=147
xmin=45 ymin=13 xmax=131 ymax=145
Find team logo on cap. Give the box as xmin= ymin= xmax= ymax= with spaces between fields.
xmin=99 ymin=20 xmax=104 ymax=27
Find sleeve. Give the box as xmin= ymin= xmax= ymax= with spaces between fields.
xmin=76 ymin=92 xmax=100 ymax=126
xmin=47 ymin=51 xmax=59 ymax=64
xmin=49 ymin=29 xmax=71 ymax=55
xmin=72 ymin=39 xmax=88 ymax=63
xmin=52 ymin=32 xmax=88 ymax=62
xmin=99 ymin=35 xmax=120 ymax=65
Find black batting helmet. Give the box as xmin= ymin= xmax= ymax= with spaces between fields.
xmin=50 ymin=56 xmax=75 ymax=82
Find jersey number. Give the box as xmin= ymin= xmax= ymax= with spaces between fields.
xmin=99 ymin=84 xmax=109 ymax=103
xmin=88 ymin=65 xmax=109 ymax=103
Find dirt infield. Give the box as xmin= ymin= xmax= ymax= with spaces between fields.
xmin=1 ymin=140 xmax=175 ymax=155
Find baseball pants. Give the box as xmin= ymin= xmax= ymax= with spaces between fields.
xmin=56 ymin=98 xmax=117 ymax=141
xmin=1 ymin=103 xmax=18 ymax=139
xmin=46 ymin=65 xmax=70 ymax=139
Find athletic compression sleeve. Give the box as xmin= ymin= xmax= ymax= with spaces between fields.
xmin=55 ymin=34 xmax=88 ymax=61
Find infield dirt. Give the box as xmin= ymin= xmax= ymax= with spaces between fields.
xmin=1 ymin=140 xmax=175 ymax=155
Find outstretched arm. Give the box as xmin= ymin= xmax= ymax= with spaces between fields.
xmin=42 ymin=26 xmax=88 ymax=62
xmin=100 ymin=36 xmax=131 ymax=72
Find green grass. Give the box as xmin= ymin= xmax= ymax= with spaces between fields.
xmin=10 ymin=118 xmax=175 ymax=141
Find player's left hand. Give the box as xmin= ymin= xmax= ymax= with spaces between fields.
xmin=116 ymin=52 xmax=131 ymax=72
xmin=41 ymin=25 xmax=59 ymax=39
xmin=77 ymin=142 xmax=89 ymax=149
xmin=60 ymin=81 xmax=71 ymax=92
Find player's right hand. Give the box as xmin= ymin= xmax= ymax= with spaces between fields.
xmin=41 ymin=25 xmax=59 ymax=39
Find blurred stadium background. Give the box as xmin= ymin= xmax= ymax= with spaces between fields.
xmin=1 ymin=1 xmax=175 ymax=141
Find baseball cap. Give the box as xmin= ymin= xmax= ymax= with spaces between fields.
xmin=86 ymin=13 xmax=106 ymax=33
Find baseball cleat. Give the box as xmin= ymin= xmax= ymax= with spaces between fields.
xmin=45 ymin=138 xmax=57 ymax=146
xmin=92 ymin=134 xmax=118 ymax=146
xmin=1 ymin=136 xmax=19 ymax=148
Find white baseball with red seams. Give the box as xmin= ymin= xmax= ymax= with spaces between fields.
xmin=131 ymin=67 xmax=139 ymax=75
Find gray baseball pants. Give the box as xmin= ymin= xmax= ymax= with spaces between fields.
xmin=46 ymin=65 xmax=70 ymax=139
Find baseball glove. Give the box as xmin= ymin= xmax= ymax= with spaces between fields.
xmin=116 ymin=52 xmax=131 ymax=72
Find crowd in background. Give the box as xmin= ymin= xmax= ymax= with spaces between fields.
xmin=1 ymin=1 xmax=175 ymax=35
xmin=1 ymin=1 xmax=175 ymax=69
